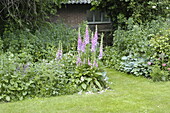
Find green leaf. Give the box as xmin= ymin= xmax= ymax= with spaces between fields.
xmin=95 ymin=72 xmax=103 ymax=76
xmin=94 ymin=80 xmax=102 ymax=89
xmin=86 ymin=78 xmax=92 ymax=83
xmin=81 ymin=83 xmax=87 ymax=90
xmin=6 ymin=96 xmax=10 ymax=101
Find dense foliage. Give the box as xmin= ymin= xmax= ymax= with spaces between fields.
xmin=103 ymin=18 xmax=170 ymax=80
xmin=92 ymin=0 xmax=170 ymax=29
xmin=0 ymin=0 xmax=67 ymax=33
xmin=0 ymin=24 xmax=109 ymax=102
xmin=2 ymin=23 xmax=77 ymax=61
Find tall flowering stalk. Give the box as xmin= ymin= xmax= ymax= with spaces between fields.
xmin=76 ymin=54 xmax=82 ymax=66
xmin=76 ymin=25 xmax=103 ymax=68
xmin=93 ymin=59 xmax=98 ymax=68
xmin=77 ymin=27 xmax=82 ymax=52
xmin=56 ymin=41 xmax=63 ymax=60
xmin=98 ymin=33 xmax=104 ymax=60
xmin=91 ymin=25 xmax=98 ymax=52
xmin=84 ymin=25 xmax=89 ymax=45
xmin=81 ymin=41 xmax=86 ymax=52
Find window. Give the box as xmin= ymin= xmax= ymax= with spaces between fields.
xmin=87 ymin=10 xmax=111 ymax=24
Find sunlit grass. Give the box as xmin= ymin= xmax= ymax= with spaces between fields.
xmin=1 ymin=68 xmax=170 ymax=113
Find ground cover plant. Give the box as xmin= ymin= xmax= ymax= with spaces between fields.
xmin=1 ymin=69 xmax=170 ymax=113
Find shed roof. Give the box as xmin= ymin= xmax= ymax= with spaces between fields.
xmin=64 ymin=0 xmax=92 ymax=4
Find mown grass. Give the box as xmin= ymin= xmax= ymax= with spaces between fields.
xmin=0 ymin=68 xmax=170 ymax=113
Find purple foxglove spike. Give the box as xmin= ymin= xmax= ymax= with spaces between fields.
xmin=56 ymin=50 xmax=62 ymax=60
xmin=93 ymin=60 xmax=98 ymax=67
xmin=94 ymin=25 xmax=98 ymax=44
xmin=98 ymin=50 xmax=103 ymax=60
xmin=77 ymin=28 xmax=82 ymax=52
xmin=76 ymin=56 xmax=82 ymax=66
xmin=81 ymin=41 xmax=86 ymax=52
xmin=85 ymin=25 xmax=89 ymax=44
xmin=88 ymin=59 xmax=92 ymax=66
xmin=91 ymin=33 xmax=96 ymax=52
xmin=91 ymin=26 xmax=98 ymax=52
xmin=98 ymin=33 xmax=104 ymax=59
xmin=96 ymin=63 xmax=98 ymax=67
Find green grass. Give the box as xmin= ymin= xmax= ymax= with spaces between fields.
xmin=1 ymin=69 xmax=170 ymax=113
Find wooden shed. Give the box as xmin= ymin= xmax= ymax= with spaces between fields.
xmin=51 ymin=0 xmax=112 ymax=31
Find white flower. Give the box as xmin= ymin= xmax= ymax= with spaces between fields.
xmin=80 ymin=76 xmax=84 ymax=81
xmin=152 ymin=6 xmax=156 ymax=9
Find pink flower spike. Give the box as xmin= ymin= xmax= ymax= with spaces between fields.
xmin=81 ymin=41 xmax=86 ymax=52
xmin=85 ymin=25 xmax=89 ymax=44
xmin=91 ymin=26 xmax=98 ymax=52
xmin=56 ymin=50 xmax=62 ymax=60
xmin=88 ymin=59 xmax=92 ymax=66
xmin=76 ymin=56 xmax=82 ymax=66
xmin=93 ymin=60 xmax=98 ymax=67
xmin=147 ymin=62 xmax=152 ymax=65
xmin=98 ymin=33 xmax=104 ymax=60
xmin=162 ymin=63 xmax=166 ymax=67
xmin=77 ymin=28 xmax=82 ymax=52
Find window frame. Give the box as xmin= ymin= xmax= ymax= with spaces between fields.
xmin=87 ymin=11 xmax=111 ymax=24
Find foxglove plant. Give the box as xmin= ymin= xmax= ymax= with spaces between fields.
xmin=88 ymin=59 xmax=92 ymax=66
xmin=56 ymin=41 xmax=63 ymax=60
xmin=84 ymin=25 xmax=89 ymax=45
xmin=77 ymin=28 xmax=82 ymax=53
xmin=98 ymin=33 xmax=104 ymax=60
xmin=76 ymin=25 xmax=104 ymax=68
xmin=76 ymin=55 xmax=82 ymax=66
xmin=91 ymin=25 xmax=98 ymax=52
xmin=81 ymin=41 xmax=86 ymax=52
xmin=93 ymin=60 xmax=98 ymax=67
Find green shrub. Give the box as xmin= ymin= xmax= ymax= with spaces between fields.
xmin=103 ymin=18 xmax=170 ymax=79
xmin=2 ymin=23 xmax=77 ymax=61
xmin=102 ymin=46 xmax=121 ymax=70
xmin=149 ymin=28 xmax=170 ymax=62
xmin=150 ymin=65 xmax=170 ymax=82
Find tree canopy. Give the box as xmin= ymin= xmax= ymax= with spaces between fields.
xmin=91 ymin=0 xmax=170 ymax=29
xmin=0 ymin=0 xmax=67 ymax=33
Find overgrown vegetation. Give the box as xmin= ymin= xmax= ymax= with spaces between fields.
xmin=0 ymin=23 xmax=109 ymax=102
xmin=103 ymin=18 xmax=170 ymax=81
xmin=2 ymin=23 xmax=77 ymax=61
xmin=0 ymin=0 xmax=67 ymax=33
xmin=0 ymin=0 xmax=170 ymax=103
xmin=92 ymin=0 xmax=170 ymax=29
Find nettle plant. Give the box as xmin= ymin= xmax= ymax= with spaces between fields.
xmin=56 ymin=25 xmax=109 ymax=92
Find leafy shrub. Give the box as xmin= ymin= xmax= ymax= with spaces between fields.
xmin=149 ymin=28 xmax=170 ymax=62
xmin=103 ymin=18 xmax=170 ymax=79
xmin=102 ymin=46 xmax=121 ymax=70
xmin=148 ymin=26 xmax=170 ymax=81
xmin=150 ymin=65 xmax=170 ymax=82
xmin=2 ymin=23 xmax=77 ymax=61
xmin=74 ymin=64 xmax=108 ymax=92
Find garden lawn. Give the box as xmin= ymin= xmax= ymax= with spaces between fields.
xmin=0 ymin=69 xmax=170 ymax=113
